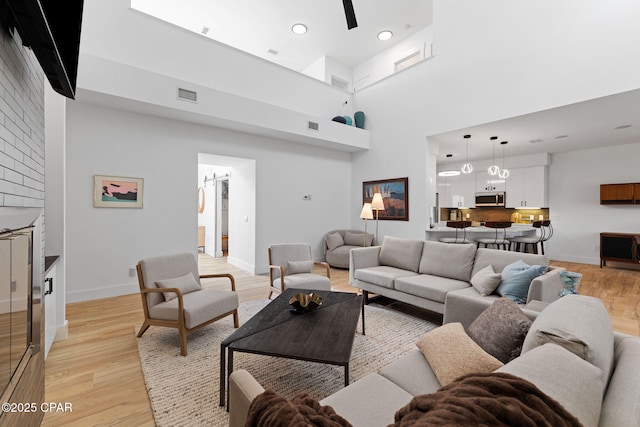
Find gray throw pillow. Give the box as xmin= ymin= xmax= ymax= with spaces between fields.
xmin=286 ymin=260 xmax=314 ymax=275
xmin=326 ymin=232 xmax=344 ymax=251
xmin=470 ymin=264 xmax=502 ymax=296
xmin=156 ymin=272 xmax=201 ymax=301
xmin=468 ymin=298 xmax=533 ymax=363
xmin=343 ymin=231 xmax=373 ymax=246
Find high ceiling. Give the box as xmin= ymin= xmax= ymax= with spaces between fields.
xmin=131 ymin=0 xmax=433 ymax=72
xmin=430 ymin=89 xmax=640 ymax=168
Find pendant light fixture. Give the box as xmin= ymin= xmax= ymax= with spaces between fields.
xmin=498 ymin=141 xmax=510 ymax=179
xmin=487 ymin=136 xmax=500 ymax=176
xmin=460 ymin=134 xmax=473 ymax=174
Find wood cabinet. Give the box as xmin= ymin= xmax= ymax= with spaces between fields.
xmin=506 ymin=166 xmax=547 ymax=208
xmin=600 ymin=183 xmax=640 ymax=205
xmin=600 ymin=232 xmax=640 ymax=267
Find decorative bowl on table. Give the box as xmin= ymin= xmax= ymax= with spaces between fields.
xmin=289 ymin=292 xmax=323 ymax=314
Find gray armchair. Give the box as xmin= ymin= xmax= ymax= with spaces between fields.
xmin=268 ymin=243 xmax=331 ymax=298
xmin=136 ymin=252 xmax=239 ymax=356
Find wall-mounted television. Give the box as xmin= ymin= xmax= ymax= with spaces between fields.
xmin=1 ymin=0 xmax=83 ymax=99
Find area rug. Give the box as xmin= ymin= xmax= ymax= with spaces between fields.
xmin=136 ymin=299 xmax=438 ymax=427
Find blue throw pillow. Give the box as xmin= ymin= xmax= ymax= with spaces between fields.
xmin=496 ymin=260 xmax=548 ymax=304
xmin=558 ymin=271 xmax=582 ymax=296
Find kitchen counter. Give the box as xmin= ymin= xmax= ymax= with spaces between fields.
xmin=426 ymin=224 xmax=538 ymax=243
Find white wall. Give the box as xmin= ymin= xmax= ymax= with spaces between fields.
xmin=64 ymin=101 xmax=352 ymax=301
xmin=349 ymin=0 xmax=640 ymax=240
xmin=547 ymin=142 xmax=640 ymax=265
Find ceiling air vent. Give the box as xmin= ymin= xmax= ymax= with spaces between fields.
xmin=330 ymin=75 xmax=349 ymax=91
xmin=177 ymin=88 xmax=198 ymax=103
xmin=308 ymin=121 xmax=319 ymax=131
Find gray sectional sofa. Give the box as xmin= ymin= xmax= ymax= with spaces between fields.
xmin=229 ymin=294 xmax=640 ymax=427
xmin=349 ymin=236 xmax=564 ymax=315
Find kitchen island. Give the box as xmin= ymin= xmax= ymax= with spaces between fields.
xmin=425 ymin=224 xmax=538 ymax=245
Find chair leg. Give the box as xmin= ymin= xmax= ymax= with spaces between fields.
xmin=233 ymin=309 xmax=239 ymax=328
xmin=179 ymin=327 xmax=188 ymax=357
xmin=137 ymin=321 xmax=151 ymax=338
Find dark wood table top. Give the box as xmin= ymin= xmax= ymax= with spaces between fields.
xmin=222 ymin=288 xmax=362 ymax=365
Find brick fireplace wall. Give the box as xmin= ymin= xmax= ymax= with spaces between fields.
xmin=0 ymin=31 xmax=45 ymax=208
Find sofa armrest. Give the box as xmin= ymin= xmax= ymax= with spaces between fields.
xmin=229 ymin=369 xmax=265 ymax=427
xmin=526 ymin=266 xmax=566 ymax=304
xmin=349 ymin=246 xmax=382 ymax=285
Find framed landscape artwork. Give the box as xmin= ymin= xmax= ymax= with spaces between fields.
xmin=362 ymin=177 xmax=409 ymax=221
xmin=94 ymin=175 xmax=144 ymax=208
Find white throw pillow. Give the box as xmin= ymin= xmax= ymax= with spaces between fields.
xmin=325 ymin=232 xmax=344 ymax=251
xmin=344 ymin=231 xmax=373 ymax=246
xmin=156 ymin=272 xmax=201 ymax=301
xmin=470 ymin=264 xmax=502 ymax=296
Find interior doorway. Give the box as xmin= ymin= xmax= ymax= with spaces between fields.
xmin=197 ymin=153 xmax=257 ymax=273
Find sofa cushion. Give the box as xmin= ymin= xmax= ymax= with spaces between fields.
xmin=378 ymin=349 xmax=442 ymax=396
xmin=395 ymin=274 xmax=469 ymax=304
xmin=416 ymin=322 xmax=503 ymax=386
xmin=521 ymin=294 xmax=614 ymax=385
xmin=496 ymin=260 xmax=548 ymax=303
xmin=419 ymin=241 xmax=476 ymax=281
xmin=600 ymin=336 xmax=640 ymax=427
xmin=354 ymin=266 xmax=418 ymax=290
xmin=285 ymin=260 xmax=314 ymax=275
xmin=471 ymin=248 xmax=549 ymax=278
xmin=498 ymin=343 xmax=604 ymax=427
xmin=325 ymin=232 xmax=344 ymax=251
xmin=343 ymin=231 xmax=373 ymax=247
xmin=379 ymin=236 xmax=424 ymax=272
xmin=320 ymin=373 xmax=412 ymax=427
xmin=156 ymin=272 xmax=202 ymax=301
xmin=470 ymin=264 xmax=502 ymax=296
xmin=150 ymin=289 xmax=238 ymax=329
xmin=468 ymin=298 xmax=532 ymax=363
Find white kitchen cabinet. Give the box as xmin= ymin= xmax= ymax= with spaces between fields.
xmin=437 ymin=172 xmax=475 ymax=207
xmin=505 ymin=166 xmax=547 ymax=208
xmin=476 ymin=171 xmax=506 ymax=192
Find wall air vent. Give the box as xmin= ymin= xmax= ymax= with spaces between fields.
xmin=177 ymin=88 xmax=198 ymax=103
xmin=394 ymin=50 xmax=424 ymax=73
xmin=330 ymin=75 xmax=349 ymax=91
xmin=308 ymin=121 xmax=319 ymax=131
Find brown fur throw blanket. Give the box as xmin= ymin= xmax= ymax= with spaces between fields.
xmin=246 ymin=390 xmax=352 ymax=427
xmin=390 ymin=372 xmax=583 ymax=427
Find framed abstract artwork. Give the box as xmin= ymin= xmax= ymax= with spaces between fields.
xmin=362 ymin=177 xmax=408 ymax=221
xmin=94 ymin=175 xmax=144 ymax=208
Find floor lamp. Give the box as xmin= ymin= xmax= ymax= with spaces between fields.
xmin=371 ymin=192 xmax=385 ymax=245
xmin=359 ymin=203 xmax=373 ymax=246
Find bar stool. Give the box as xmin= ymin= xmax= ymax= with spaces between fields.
xmin=509 ymin=221 xmax=544 ymax=253
xmin=540 ymin=220 xmax=553 ymax=255
xmin=439 ymin=221 xmax=472 ymax=244
xmin=476 ymin=221 xmax=512 ymax=250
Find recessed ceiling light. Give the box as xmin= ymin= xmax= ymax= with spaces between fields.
xmin=529 ymin=138 xmax=544 ymax=143
xmin=377 ymin=30 xmax=393 ymax=41
xmin=291 ymin=23 xmax=307 ymax=35
xmin=614 ymin=124 xmax=632 ymax=129
xmin=554 ymin=135 xmax=569 ymax=139
xmin=201 ymin=26 xmax=210 ymax=35
xmin=267 ymin=48 xmax=279 ymax=55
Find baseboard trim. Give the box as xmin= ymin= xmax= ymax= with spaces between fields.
xmin=54 ymin=321 xmax=68 ymax=342
xmin=226 ymin=256 xmax=255 ymax=274
xmin=66 ymin=282 xmax=139 ymax=303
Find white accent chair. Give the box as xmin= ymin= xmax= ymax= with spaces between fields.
xmin=268 ymin=243 xmax=331 ymax=298
xmin=136 ymin=252 xmax=239 ymax=356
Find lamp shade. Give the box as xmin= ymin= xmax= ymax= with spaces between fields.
xmin=360 ymin=203 xmax=373 ymax=219
xmin=371 ymin=193 xmax=385 ymax=210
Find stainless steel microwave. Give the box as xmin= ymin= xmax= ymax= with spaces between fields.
xmin=475 ymin=191 xmax=506 ymax=206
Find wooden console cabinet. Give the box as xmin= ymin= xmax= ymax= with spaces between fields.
xmin=600 ymin=232 xmax=640 ymax=267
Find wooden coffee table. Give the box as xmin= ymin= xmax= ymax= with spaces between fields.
xmin=219 ymin=288 xmax=364 ymax=407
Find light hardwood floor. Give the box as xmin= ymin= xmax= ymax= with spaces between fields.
xmin=41 ymin=255 xmax=640 ymax=426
